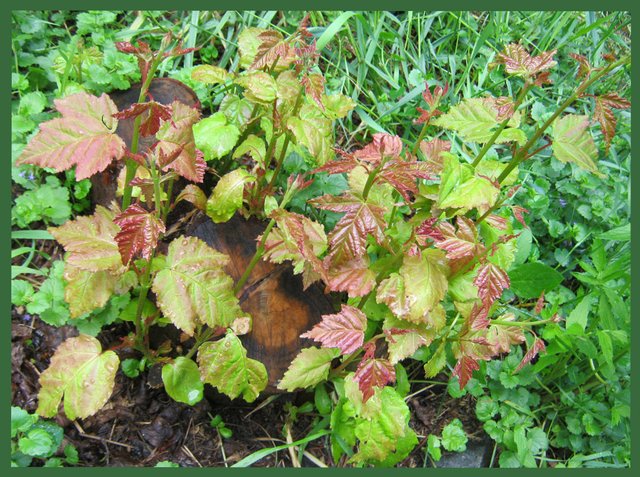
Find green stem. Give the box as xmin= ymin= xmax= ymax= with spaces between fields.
xmin=133 ymin=261 xmax=153 ymax=354
xmin=233 ymin=218 xmax=276 ymax=295
xmin=410 ymin=117 xmax=431 ymax=156
xmin=162 ymin=176 xmax=176 ymax=222
xmin=496 ymin=55 xmax=630 ymax=185
xmin=122 ymin=54 xmax=168 ymax=210
xmin=184 ymin=327 xmax=215 ymax=360
xmin=490 ymin=318 xmax=553 ymax=327
xmin=471 ymin=81 xmax=532 ymax=169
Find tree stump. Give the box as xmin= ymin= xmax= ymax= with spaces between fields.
xmin=187 ymin=213 xmax=334 ymax=392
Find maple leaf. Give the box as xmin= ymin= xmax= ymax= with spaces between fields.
xmin=570 ymin=53 xmax=592 ymax=79
xmin=113 ymin=204 xmax=166 ymax=265
xmin=302 ymin=72 xmax=325 ymax=110
xmin=418 ymin=138 xmax=451 ymax=174
xmin=486 ymin=313 xmax=526 ymax=354
xmin=37 ymin=335 xmax=119 ymax=420
xmin=312 ymin=156 xmax=360 ymax=175
xmin=416 ymin=82 xmax=449 ymax=123
xmin=198 ymin=331 xmax=267 ymax=402
xmin=452 ymin=355 xmax=480 ymax=390
xmin=354 ymin=344 xmax=396 ymax=403
xmin=468 ymin=303 xmax=491 ymax=331
xmin=48 ymin=205 xmax=123 ymax=273
xmin=592 ymin=92 xmax=631 ymax=154
xmin=112 ymin=100 xmax=172 ymax=137
xmin=485 ymin=214 xmax=508 ymax=231
xmin=310 ymin=193 xmax=387 ymax=260
xmin=277 ymin=347 xmax=340 ymax=392
xmin=63 ymin=264 xmax=118 ymax=318
xmin=434 ymin=216 xmax=485 ymax=263
xmin=415 ymin=217 xmax=445 ymax=246
xmin=116 ymin=40 xmax=154 ymax=83
xmin=383 ymin=313 xmax=443 ymax=364
xmin=484 ymin=96 xmax=515 ymax=122
xmin=376 ymin=250 xmax=449 ymax=324
xmin=322 ymin=255 xmax=376 ymax=297
xmin=516 ymin=337 xmax=546 ymax=372
xmin=16 ymin=92 xmax=125 ymax=180
xmin=155 ymin=101 xmax=203 ymax=182
xmin=301 ymin=305 xmax=367 ymax=355
xmin=262 ymin=209 xmax=327 ymax=287
xmin=551 ymin=114 xmax=601 ymax=176
xmin=175 ymin=184 xmax=207 ymax=211
xmin=353 ymin=133 xmax=403 ymax=163
xmin=473 ymin=262 xmax=510 ymax=308
xmin=250 ymin=30 xmax=294 ymax=70
xmin=206 ymin=169 xmax=256 ymax=223
xmin=511 ymin=205 xmax=530 ymax=228
xmin=433 ymin=97 xmax=526 ymax=145
xmin=496 ymin=43 xmax=557 ymax=78
xmin=375 ymin=160 xmax=435 ymax=202
xmin=152 ymin=236 xmax=247 ymax=336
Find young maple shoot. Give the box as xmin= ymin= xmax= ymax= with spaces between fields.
xmin=16 ymin=28 xmax=629 ymax=467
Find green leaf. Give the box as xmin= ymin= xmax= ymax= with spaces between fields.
xmin=598 ymin=223 xmax=630 ymax=242
xmin=377 ymin=250 xmax=448 ymax=325
xmin=36 ymin=335 xmax=119 ymax=420
xmin=232 ymin=134 xmax=266 ymax=168
xmin=198 ymin=331 xmax=267 ymax=402
xmin=152 ymin=236 xmax=246 ymax=336
xmin=475 ymin=396 xmax=499 ymax=422
xmin=63 ymin=264 xmax=118 ymax=318
xmin=350 ymin=387 xmax=417 ymax=465
xmin=19 ymin=91 xmax=48 ymax=116
xmin=437 ymin=153 xmax=499 ymax=214
xmin=206 ymin=169 xmax=255 ymax=223
xmin=18 ymin=428 xmax=56 ymax=458
xmin=277 ymin=347 xmax=340 ymax=392
xmin=551 ymin=115 xmax=601 ymax=176
xmin=508 ymin=262 xmax=564 ymax=299
xmin=11 ymin=280 xmax=34 ymax=306
xmin=191 ymin=64 xmax=232 ymax=85
xmin=527 ymin=427 xmax=549 ymax=454
xmin=424 ymin=343 xmax=447 ymax=378
xmin=433 ymin=97 xmax=526 ymax=144
xmin=322 ymin=93 xmax=356 ymax=120
xmin=162 ymin=357 xmax=204 ymax=405
xmin=235 ymin=71 xmax=277 ymax=104
xmin=193 ymin=112 xmax=241 ymax=161
xmin=427 ymin=434 xmax=442 ymax=461
xmin=11 ymin=407 xmax=38 ymax=438
xmin=566 ymin=294 xmax=594 ymax=334
xmin=121 ymin=358 xmax=141 ymax=378
xmin=441 ymin=418 xmax=468 ymax=452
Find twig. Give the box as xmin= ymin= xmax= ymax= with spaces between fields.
xmin=181 ymin=445 xmax=203 ymax=467
xmin=71 ymin=420 xmax=133 ymax=450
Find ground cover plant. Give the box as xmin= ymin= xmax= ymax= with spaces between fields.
xmin=11 ymin=10 xmax=631 ymax=467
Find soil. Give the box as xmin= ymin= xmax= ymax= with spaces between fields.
xmin=11 ymin=310 xmax=490 ymax=467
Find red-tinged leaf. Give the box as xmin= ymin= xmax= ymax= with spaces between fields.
xmin=486 ymin=313 xmax=526 ymax=354
xmin=534 ymin=70 xmax=553 ymax=86
xmin=534 ymin=292 xmax=545 ymax=315
xmin=123 ymin=148 xmax=146 ymax=166
xmin=434 ymin=216 xmax=484 ymax=262
xmin=113 ymin=101 xmax=172 ymax=137
xmin=155 ymin=102 xmax=203 ymax=182
xmin=310 ymin=193 xmax=387 ymax=260
xmin=422 ymin=82 xmax=449 ymax=109
xmin=496 ymin=43 xmax=557 ymax=78
xmin=485 ymin=214 xmax=508 ymax=230
xmin=473 ymin=262 xmax=510 ymax=308
xmin=484 ymin=96 xmax=515 ymax=122
xmin=593 ymin=93 xmax=631 ymax=154
xmin=16 ymin=92 xmax=125 ymax=180
xmin=262 ymin=209 xmax=328 ymax=286
xmin=302 ymin=72 xmax=325 ymax=110
xmin=324 ymin=255 xmax=376 ymax=297
xmin=312 ymin=157 xmax=360 ymax=175
xmin=113 ymin=204 xmax=166 ymax=265
xmin=353 ymin=133 xmax=403 ymax=163
xmin=250 ymin=30 xmax=293 ymax=70
xmin=300 ymin=305 xmax=367 ymax=354
xmin=419 ymin=138 xmax=451 ymax=175
xmin=570 ymin=53 xmax=592 ymax=78
xmin=48 ymin=205 xmax=123 ymax=273
xmin=415 ymin=217 xmax=445 ymax=246
xmin=453 ymin=355 xmax=480 ymax=389
xmin=354 ymin=346 xmax=396 ymax=403
xmin=375 ymin=160 xmax=435 ymax=202
xmin=515 ymin=337 xmax=546 ymax=372
xmin=115 ymin=41 xmax=137 ymax=54
xmin=469 ymin=303 xmax=490 ymax=331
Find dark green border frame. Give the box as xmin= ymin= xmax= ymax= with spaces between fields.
xmin=4 ymin=1 xmax=634 ymax=474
